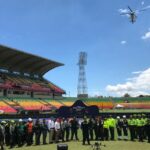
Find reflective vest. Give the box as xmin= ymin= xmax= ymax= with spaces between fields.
xmin=108 ymin=118 xmax=116 ymax=127
xmin=103 ymin=120 xmax=109 ymax=129
xmin=27 ymin=122 xmax=33 ymax=133
xmin=136 ymin=119 xmax=144 ymax=127
xmin=128 ymin=119 xmax=135 ymax=126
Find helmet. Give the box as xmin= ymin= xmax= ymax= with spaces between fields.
xmin=117 ymin=116 xmax=120 ymax=119
xmin=123 ymin=115 xmax=126 ymax=118
xmin=28 ymin=118 xmax=32 ymax=122
xmin=19 ymin=119 xmax=23 ymax=122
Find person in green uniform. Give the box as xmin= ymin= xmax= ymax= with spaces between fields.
xmin=145 ymin=118 xmax=150 ymax=143
xmin=17 ymin=119 xmax=25 ymax=147
xmin=108 ymin=115 xmax=116 ymax=140
xmin=103 ymin=117 xmax=109 ymax=141
xmin=128 ymin=115 xmax=135 ymax=141
xmin=136 ymin=114 xmax=144 ymax=142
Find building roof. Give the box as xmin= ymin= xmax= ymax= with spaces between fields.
xmin=0 ymin=45 xmax=64 ymax=76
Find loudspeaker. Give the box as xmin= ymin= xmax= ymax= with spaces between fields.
xmin=57 ymin=144 xmax=68 ymax=150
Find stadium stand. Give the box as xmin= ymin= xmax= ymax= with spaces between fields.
xmin=0 ymin=99 xmax=17 ymax=113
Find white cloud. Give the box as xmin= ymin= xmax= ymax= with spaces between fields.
xmin=121 ymin=40 xmax=127 ymax=45
xmin=141 ymin=30 xmax=150 ymax=40
xmin=141 ymin=1 xmax=145 ymax=6
xmin=106 ymin=68 xmax=150 ymax=97
xmin=132 ymin=71 xmax=142 ymax=74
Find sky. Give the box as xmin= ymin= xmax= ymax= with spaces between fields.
xmin=0 ymin=0 xmax=150 ymax=97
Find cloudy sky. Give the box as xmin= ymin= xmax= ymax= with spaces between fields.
xmin=0 ymin=0 xmax=150 ymax=97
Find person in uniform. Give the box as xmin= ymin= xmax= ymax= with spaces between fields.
xmin=64 ymin=118 xmax=70 ymax=141
xmin=88 ymin=118 xmax=94 ymax=141
xmin=116 ymin=116 xmax=123 ymax=140
xmin=145 ymin=118 xmax=150 ymax=143
xmin=108 ymin=115 xmax=116 ymax=140
xmin=81 ymin=118 xmax=90 ymax=145
xmin=136 ymin=114 xmax=144 ymax=142
xmin=93 ymin=118 xmax=100 ymax=140
xmin=0 ymin=121 xmax=5 ymax=150
xmin=5 ymin=121 xmax=10 ymax=146
xmin=42 ymin=119 xmax=48 ymax=145
xmin=128 ymin=115 xmax=135 ymax=141
xmin=99 ymin=116 xmax=104 ymax=141
xmin=34 ymin=119 xmax=42 ymax=145
xmin=122 ymin=115 xmax=128 ymax=140
xmin=9 ymin=120 xmax=16 ymax=149
xmin=70 ymin=117 xmax=79 ymax=141
xmin=26 ymin=118 xmax=33 ymax=146
xmin=16 ymin=119 xmax=25 ymax=147
xmin=103 ymin=117 xmax=109 ymax=141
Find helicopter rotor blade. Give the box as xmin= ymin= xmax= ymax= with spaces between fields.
xmin=120 ymin=12 xmax=130 ymax=15
xmin=128 ymin=6 xmax=133 ymax=12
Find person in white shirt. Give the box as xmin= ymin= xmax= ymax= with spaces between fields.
xmin=55 ymin=118 xmax=61 ymax=143
xmin=47 ymin=118 xmax=55 ymax=143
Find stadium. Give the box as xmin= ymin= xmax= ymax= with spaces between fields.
xmin=0 ymin=44 xmax=150 ymax=118
xmin=0 ymin=45 xmax=150 ymax=150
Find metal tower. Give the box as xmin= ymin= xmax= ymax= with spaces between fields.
xmin=77 ymin=52 xmax=88 ymax=98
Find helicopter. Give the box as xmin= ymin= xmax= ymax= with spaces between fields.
xmin=120 ymin=6 xmax=149 ymax=23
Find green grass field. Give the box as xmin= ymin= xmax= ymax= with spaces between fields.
xmin=10 ymin=140 xmax=150 ymax=150
xmin=6 ymin=129 xmax=150 ymax=150
xmin=100 ymin=109 xmax=150 ymax=113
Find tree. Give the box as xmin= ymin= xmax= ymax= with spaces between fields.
xmin=123 ymin=93 xmax=130 ymax=97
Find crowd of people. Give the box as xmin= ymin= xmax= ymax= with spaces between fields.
xmin=0 ymin=114 xmax=150 ymax=150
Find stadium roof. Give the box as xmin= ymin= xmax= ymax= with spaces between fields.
xmin=0 ymin=45 xmax=64 ymax=76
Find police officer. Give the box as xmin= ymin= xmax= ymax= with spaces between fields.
xmin=99 ymin=117 xmax=104 ymax=141
xmin=93 ymin=118 xmax=100 ymax=140
xmin=60 ymin=118 xmax=65 ymax=142
xmin=103 ymin=117 xmax=109 ymax=141
xmin=16 ymin=119 xmax=25 ymax=147
xmin=70 ymin=117 xmax=79 ymax=140
xmin=0 ymin=121 xmax=5 ymax=150
xmin=88 ymin=118 xmax=94 ymax=141
xmin=108 ymin=115 xmax=116 ymax=140
xmin=9 ymin=120 xmax=16 ymax=148
xmin=116 ymin=116 xmax=123 ymax=140
xmin=136 ymin=114 xmax=144 ymax=142
xmin=128 ymin=115 xmax=135 ymax=141
xmin=81 ymin=118 xmax=90 ymax=145
xmin=122 ymin=115 xmax=128 ymax=140
xmin=64 ymin=118 xmax=70 ymax=141
xmin=34 ymin=119 xmax=42 ymax=145
xmin=145 ymin=118 xmax=150 ymax=143
xmin=5 ymin=121 xmax=10 ymax=146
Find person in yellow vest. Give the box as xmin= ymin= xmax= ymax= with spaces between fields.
xmin=145 ymin=118 xmax=150 ymax=143
xmin=108 ymin=115 xmax=116 ymax=140
xmin=136 ymin=114 xmax=144 ymax=142
xmin=141 ymin=114 xmax=147 ymax=140
xmin=133 ymin=114 xmax=138 ymax=139
xmin=103 ymin=117 xmax=109 ymax=141
xmin=128 ymin=115 xmax=135 ymax=141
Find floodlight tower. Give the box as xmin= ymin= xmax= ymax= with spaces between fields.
xmin=77 ymin=52 xmax=88 ymax=98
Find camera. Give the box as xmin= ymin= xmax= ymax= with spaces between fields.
xmin=91 ymin=142 xmax=106 ymax=150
